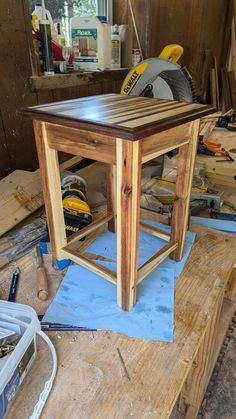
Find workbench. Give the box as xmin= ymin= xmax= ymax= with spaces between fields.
xmin=22 ymin=93 xmax=214 ymax=310
xmin=1 ymin=219 xmax=236 ymax=419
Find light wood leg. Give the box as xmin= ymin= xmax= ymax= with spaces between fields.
xmin=170 ymin=119 xmax=200 ymax=261
xmin=116 ymin=138 xmax=142 ymax=310
xmin=33 ymin=120 xmax=67 ymax=262
xmin=106 ymin=164 xmax=116 ymax=232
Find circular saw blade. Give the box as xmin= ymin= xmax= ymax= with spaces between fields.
xmin=122 ymin=58 xmax=197 ymax=102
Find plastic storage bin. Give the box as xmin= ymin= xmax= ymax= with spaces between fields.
xmin=0 ymin=301 xmax=40 ymax=418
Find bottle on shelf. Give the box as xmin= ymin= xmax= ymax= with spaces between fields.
xmin=111 ymin=24 xmax=121 ymax=69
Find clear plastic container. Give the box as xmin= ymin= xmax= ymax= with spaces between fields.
xmin=70 ymin=16 xmax=111 ymax=70
xmin=0 ymin=301 xmax=40 ymax=418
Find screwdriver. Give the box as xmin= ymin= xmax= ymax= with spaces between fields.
xmin=8 ymin=268 xmax=20 ymax=302
xmin=36 ymin=244 xmax=49 ymax=301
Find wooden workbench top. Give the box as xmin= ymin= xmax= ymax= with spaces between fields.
xmin=2 ymin=222 xmax=236 ymax=419
xmin=21 ymin=94 xmax=215 ymax=140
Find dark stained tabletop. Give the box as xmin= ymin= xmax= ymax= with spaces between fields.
xmin=22 ymin=94 xmax=215 ymax=140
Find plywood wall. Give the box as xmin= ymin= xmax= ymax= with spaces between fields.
xmin=113 ymin=0 xmax=232 ymax=97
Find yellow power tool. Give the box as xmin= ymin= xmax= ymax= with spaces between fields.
xmin=121 ymin=44 xmax=196 ymax=102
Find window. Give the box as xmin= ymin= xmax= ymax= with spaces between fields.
xmin=28 ymin=1 xmax=113 ymax=41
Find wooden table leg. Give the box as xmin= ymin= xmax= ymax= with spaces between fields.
xmin=106 ymin=164 xmax=116 ymax=233
xmin=33 ymin=120 xmax=67 ymax=262
xmin=170 ymin=119 xmax=200 ymax=261
xmin=116 ymin=138 xmax=142 ymax=310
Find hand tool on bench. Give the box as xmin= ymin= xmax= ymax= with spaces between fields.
xmin=8 ymin=268 xmax=21 ymax=303
xmin=198 ymin=138 xmax=234 ymax=162
xmin=36 ymin=244 xmax=49 ymax=301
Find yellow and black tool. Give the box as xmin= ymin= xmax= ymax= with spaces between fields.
xmin=121 ymin=44 xmax=196 ymax=102
xmin=61 ymin=175 xmax=92 ymax=236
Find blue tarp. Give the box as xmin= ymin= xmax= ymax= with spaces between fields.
xmin=43 ymin=222 xmax=196 ymax=342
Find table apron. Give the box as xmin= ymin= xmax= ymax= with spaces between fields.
xmin=45 ymin=122 xmax=117 ymax=164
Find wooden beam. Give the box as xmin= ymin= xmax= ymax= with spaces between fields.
xmin=106 ymin=165 xmax=116 ymax=232
xmin=33 ymin=121 xmax=67 ymax=261
xmin=138 ymin=241 xmax=178 ymax=284
xmin=170 ymin=119 xmax=200 ymax=261
xmin=140 ymin=221 xmax=170 ymax=241
xmin=46 ymin=123 xmax=116 ymax=164
xmin=141 ymin=123 xmax=191 ymax=163
xmin=116 ymin=138 xmax=142 ymax=310
xmin=67 ymin=213 xmax=113 ymax=245
xmin=61 ymin=247 xmax=116 ymax=284
xmin=179 ymin=290 xmax=225 ymax=418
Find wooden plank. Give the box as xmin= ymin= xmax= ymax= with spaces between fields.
xmin=105 ymin=101 xmax=186 ymax=123
xmin=33 ymin=121 xmax=67 ymax=261
xmin=61 ymin=247 xmax=116 ymax=284
xmin=0 ymin=109 xmax=11 ymax=179
xmin=199 ymin=118 xmax=217 ymax=140
xmin=179 ymin=290 xmax=224 ymax=417
xmin=140 ymin=221 xmax=170 ymax=241
xmin=67 ymin=213 xmax=113 ymax=245
xmin=138 ymin=241 xmax=178 ymax=284
xmin=142 ymin=123 xmax=191 ymax=163
xmin=199 ymin=49 xmax=213 ymax=102
xmin=221 ymin=67 xmax=233 ymax=112
xmin=106 ymin=165 xmax=116 ymax=232
xmin=30 ymin=69 xmax=129 ymax=91
xmin=116 ymin=138 xmax=142 ymax=310
xmin=210 ymin=68 xmax=217 ymax=108
xmin=46 ymin=122 xmax=116 ymax=164
xmin=121 ymin=104 xmax=203 ymax=128
xmin=213 ymin=56 xmax=220 ymax=111
xmin=170 ymin=120 xmax=200 ymax=261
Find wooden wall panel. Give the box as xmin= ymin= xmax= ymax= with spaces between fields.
xmin=148 ymin=0 xmax=230 ymax=97
xmin=0 ymin=0 xmax=38 ymax=175
xmin=0 ymin=110 xmax=11 ymax=178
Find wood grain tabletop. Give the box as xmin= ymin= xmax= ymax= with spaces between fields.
xmin=21 ymin=93 xmax=215 ymax=140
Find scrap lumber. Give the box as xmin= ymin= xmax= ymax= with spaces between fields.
xmin=196 ymin=128 xmax=236 ymax=186
xmin=199 ymin=116 xmax=220 ymax=140
xmin=199 ymin=49 xmax=213 ymax=103
xmin=0 ymin=156 xmax=82 ymax=237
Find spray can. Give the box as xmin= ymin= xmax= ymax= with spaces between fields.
xmin=111 ymin=24 xmax=121 ymax=69
xmin=39 ymin=0 xmax=54 ymax=75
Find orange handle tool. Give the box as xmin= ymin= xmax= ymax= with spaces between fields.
xmin=36 ymin=244 xmax=49 ymax=301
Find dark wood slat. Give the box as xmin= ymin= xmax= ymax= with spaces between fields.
xmin=58 ymin=96 xmax=151 ymax=119
xmin=112 ymin=102 xmax=190 ymax=124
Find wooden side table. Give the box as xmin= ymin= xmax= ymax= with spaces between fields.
xmin=22 ymin=94 xmax=214 ymax=310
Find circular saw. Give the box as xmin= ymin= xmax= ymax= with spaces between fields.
xmin=121 ymin=44 xmax=197 ymax=102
